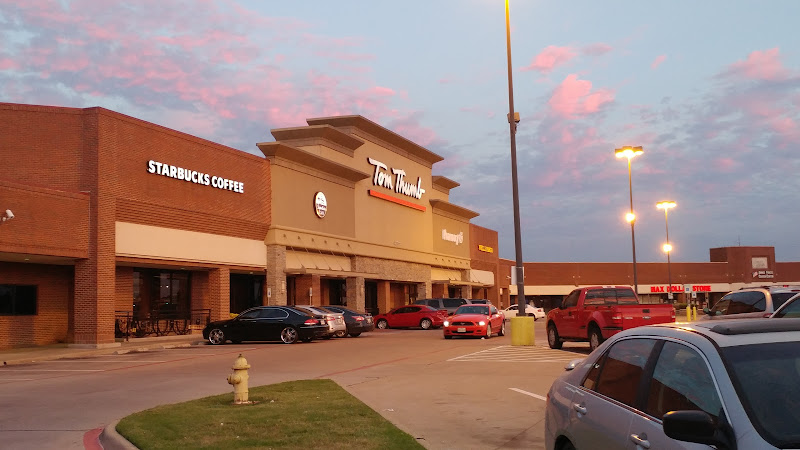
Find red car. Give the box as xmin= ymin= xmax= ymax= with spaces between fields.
xmin=374 ymin=305 xmax=446 ymax=330
xmin=443 ymin=304 xmax=505 ymax=339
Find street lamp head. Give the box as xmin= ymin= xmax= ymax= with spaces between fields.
xmin=615 ymin=146 xmax=644 ymax=160
xmin=625 ymin=212 xmax=636 ymax=223
xmin=656 ymin=201 xmax=676 ymax=210
xmin=663 ymin=243 xmax=673 ymax=253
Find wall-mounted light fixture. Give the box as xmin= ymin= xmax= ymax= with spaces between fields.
xmin=1 ymin=209 xmax=14 ymax=222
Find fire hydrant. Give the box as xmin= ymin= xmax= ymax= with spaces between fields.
xmin=227 ymin=354 xmax=251 ymax=404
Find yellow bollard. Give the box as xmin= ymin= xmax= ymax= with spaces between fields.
xmin=692 ymin=306 xmax=697 ymax=321
xmin=686 ymin=306 xmax=691 ymax=322
xmin=510 ymin=316 xmax=535 ymax=346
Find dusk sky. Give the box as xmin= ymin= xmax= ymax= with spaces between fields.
xmin=2 ymin=1 xmax=799 ymax=264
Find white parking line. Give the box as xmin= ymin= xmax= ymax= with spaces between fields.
xmin=509 ymin=388 xmax=547 ymax=401
xmin=1 ymin=369 xmax=103 ymax=372
xmin=41 ymin=360 xmax=167 ymax=363
xmin=448 ymin=345 xmax=579 ymax=363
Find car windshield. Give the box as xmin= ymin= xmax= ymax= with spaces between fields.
xmin=720 ymin=341 xmax=800 ymax=448
xmin=455 ymin=306 xmax=489 ymax=315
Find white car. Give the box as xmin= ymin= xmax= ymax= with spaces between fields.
xmin=293 ymin=305 xmax=347 ymax=338
xmin=545 ymin=318 xmax=800 ymax=450
xmin=502 ymin=303 xmax=545 ymax=320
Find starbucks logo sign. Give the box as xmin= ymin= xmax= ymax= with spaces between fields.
xmin=314 ymin=192 xmax=327 ymax=218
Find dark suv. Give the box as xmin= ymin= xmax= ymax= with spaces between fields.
xmin=413 ymin=298 xmax=470 ymax=315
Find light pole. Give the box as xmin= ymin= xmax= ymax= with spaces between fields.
xmin=657 ymin=201 xmax=676 ymax=302
xmin=615 ymin=146 xmax=643 ymax=294
xmin=504 ymin=0 xmax=526 ymax=315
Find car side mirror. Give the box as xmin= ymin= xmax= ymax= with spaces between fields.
xmin=663 ymin=411 xmax=733 ymax=449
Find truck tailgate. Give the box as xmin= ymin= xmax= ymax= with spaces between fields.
xmin=617 ymin=305 xmax=675 ymax=329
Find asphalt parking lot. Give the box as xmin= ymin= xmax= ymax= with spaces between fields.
xmin=0 ymin=322 xmax=591 ymax=450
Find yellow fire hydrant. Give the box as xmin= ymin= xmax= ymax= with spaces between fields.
xmin=226 ymin=354 xmax=251 ymax=404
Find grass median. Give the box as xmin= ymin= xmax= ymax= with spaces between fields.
xmin=116 ymin=379 xmax=425 ymax=450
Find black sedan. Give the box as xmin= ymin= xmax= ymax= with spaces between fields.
xmin=317 ymin=305 xmax=375 ymax=337
xmin=203 ymin=306 xmax=329 ymax=344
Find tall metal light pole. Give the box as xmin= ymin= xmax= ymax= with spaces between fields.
xmin=505 ymin=0 xmax=526 ymax=314
xmin=615 ymin=146 xmax=643 ymax=294
xmin=657 ymin=201 xmax=676 ymax=302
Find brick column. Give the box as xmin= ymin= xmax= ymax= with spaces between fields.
xmin=266 ymin=245 xmax=287 ymax=305
xmin=295 ymin=274 xmax=321 ymax=305
xmin=377 ymin=280 xmax=391 ymax=314
xmin=461 ymin=285 xmax=472 ymax=299
xmin=208 ymin=267 xmax=230 ymax=322
xmin=345 ymin=276 xmax=365 ymax=311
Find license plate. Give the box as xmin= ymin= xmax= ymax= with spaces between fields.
xmin=457 ymin=327 xmax=466 ymax=333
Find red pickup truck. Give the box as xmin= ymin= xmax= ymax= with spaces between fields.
xmin=546 ymin=286 xmax=676 ymax=351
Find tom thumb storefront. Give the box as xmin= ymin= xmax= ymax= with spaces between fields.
xmin=0 ymin=103 xmax=500 ymax=349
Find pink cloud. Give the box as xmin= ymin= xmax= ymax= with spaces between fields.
xmin=0 ymin=58 xmax=19 ymax=70
xmin=651 ymin=54 xmax=667 ymax=70
xmin=548 ymin=74 xmax=615 ymax=118
xmin=582 ymin=43 xmax=612 ymax=56
xmin=522 ymin=45 xmax=576 ymax=73
xmin=724 ymin=48 xmax=790 ymax=81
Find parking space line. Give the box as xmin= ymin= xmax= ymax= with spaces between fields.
xmin=448 ymin=345 xmax=580 ymax=363
xmin=1 ymin=369 xmax=104 ymax=372
xmin=509 ymin=388 xmax=547 ymax=401
xmin=41 ymin=360 xmax=167 ymax=363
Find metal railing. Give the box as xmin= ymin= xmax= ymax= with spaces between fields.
xmin=115 ymin=309 xmax=211 ymax=341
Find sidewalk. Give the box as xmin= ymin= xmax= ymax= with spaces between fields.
xmin=0 ymin=333 xmax=205 ymax=366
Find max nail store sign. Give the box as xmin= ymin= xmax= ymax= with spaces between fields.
xmin=147 ymin=160 xmax=244 ymax=193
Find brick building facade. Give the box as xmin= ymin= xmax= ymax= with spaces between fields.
xmin=0 ymin=102 xmax=499 ymax=349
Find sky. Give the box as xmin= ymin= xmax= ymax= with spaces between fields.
xmin=2 ymin=0 xmax=800 ymax=264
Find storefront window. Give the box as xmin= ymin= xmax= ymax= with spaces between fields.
xmin=133 ymin=269 xmax=190 ymax=319
xmin=0 ymin=285 xmax=37 ymax=315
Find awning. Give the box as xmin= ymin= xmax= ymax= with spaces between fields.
xmin=431 ymin=267 xmax=462 ymax=283
xmin=284 ymin=251 xmax=374 ymax=278
xmin=469 ymin=269 xmax=494 ymax=286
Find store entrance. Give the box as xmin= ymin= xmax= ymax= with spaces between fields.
xmin=326 ymin=279 xmax=346 ymax=306
xmin=230 ymin=274 xmax=264 ymax=314
xmin=365 ymin=281 xmax=378 ymax=316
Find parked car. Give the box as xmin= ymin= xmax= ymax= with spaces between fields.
xmin=770 ymin=292 xmax=800 ymax=318
xmin=293 ymin=305 xmax=346 ymax=338
xmin=203 ymin=306 xmax=329 ymax=345
xmin=315 ymin=305 xmax=375 ymax=337
xmin=703 ymin=286 xmax=800 ymax=320
xmin=374 ymin=305 xmax=446 ymax=330
xmin=502 ymin=303 xmax=545 ymax=320
xmin=545 ymin=318 xmax=800 ymax=450
xmin=469 ymin=299 xmax=490 ymax=304
xmin=443 ymin=304 xmax=505 ymax=339
xmin=413 ymin=298 xmax=470 ymax=315
xmin=546 ymin=286 xmax=676 ymax=351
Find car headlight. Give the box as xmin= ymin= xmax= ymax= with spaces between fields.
xmin=479 ymin=321 xmax=486 ymax=326
xmin=443 ymin=321 xmax=450 ymax=327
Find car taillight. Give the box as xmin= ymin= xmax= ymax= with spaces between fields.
xmin=304 ymin=319 xmax=317 ymax=325
xmin=354 ymin=316 xmax=364 ymax=321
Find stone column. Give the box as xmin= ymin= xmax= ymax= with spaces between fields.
xmin=461 ymin=285 xmax=472 ymax=299
xmin=416 ymin=281 xmax=431 ymax=300
xmin=345 ymin=276 xmax=365 ymax=311
xmin=266 ymin=244 xmax=287 ymax=306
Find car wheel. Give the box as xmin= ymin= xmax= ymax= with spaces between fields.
xmin=420 ymin=318 xmax=433 ymax=330
xmin=547 ymin=324 xmax=563 ymax=349
xmin=589 ymin=326 xmax=603 ymax=351
xmin=559 ymin=440 xmax=576 ymax=450
xmin=280 ymin=326 xmax=299 ymax=344
xmin=498 ymin=321 xmax=505 ymax=336
xmin=444 ymin=335 xmax=452 ymax=339
xmin=485 ymin=324 xmax=492 ymax=339
xmin=208 ymin=328 xmax=225 ymax=345
xmin=348 ymin=332 xmax=361 ymax=337
xmin=334 ymin=330 xmax=347 ymax=338
xmin=376 ymin=319 xmax=389 ymax=329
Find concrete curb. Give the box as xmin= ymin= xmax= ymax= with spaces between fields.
xmin=100 ymin=420 xmax=139 ymax=450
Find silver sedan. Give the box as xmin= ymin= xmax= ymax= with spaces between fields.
xmin=545 ymin=318 xmax=800 ymax=450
